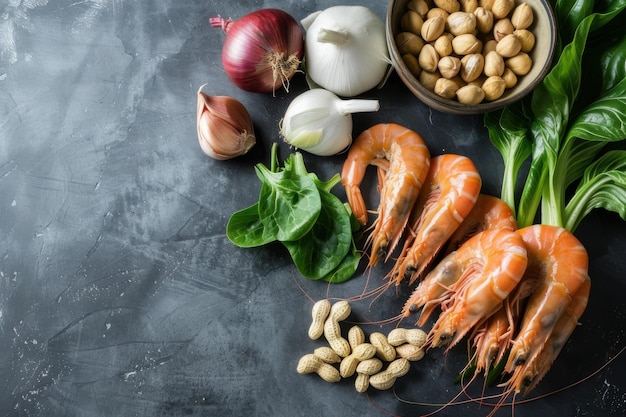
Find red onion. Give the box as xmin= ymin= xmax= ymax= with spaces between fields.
xmin=210 ymin=9 xmax=304 ymax=94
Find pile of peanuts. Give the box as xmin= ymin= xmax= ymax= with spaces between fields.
xmin=296 ymin=300 xmax=428 ymax=392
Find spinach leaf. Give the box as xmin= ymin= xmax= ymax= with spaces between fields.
xmin=226 ymin=203 xmax=276 ymax=248
xmin=226 ymin=143 xmax=360 ymax=283
xmin=255 ymin=156 xmax=321 ymax=242
xmin=283 ymin=186 xmax=352 ymax=279
xmin=321 ymin=241 xmax=361 ymax=284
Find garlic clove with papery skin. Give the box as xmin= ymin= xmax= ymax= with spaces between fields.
xmin=196 ymin=85 xmax=256 ymax=160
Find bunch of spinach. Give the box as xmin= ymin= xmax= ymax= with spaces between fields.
xmin=226 ymin=143 xmax=361 ymax=283
xmin=486 ymin=0 xmax=626 ymax=232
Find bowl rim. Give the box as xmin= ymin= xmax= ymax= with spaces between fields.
xmin=385 ymin=0 xmax=558 ymax=115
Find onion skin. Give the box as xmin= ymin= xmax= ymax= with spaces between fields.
xmin=211 ymin=9 xmax=304 ymax=94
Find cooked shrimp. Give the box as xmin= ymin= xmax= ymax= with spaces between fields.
xmin=401 ymin=225 xmax=525 ymax=328
xmin=482 ymin=276 xmax=591 ymax=417
xmin=390 ymin=154 xmax=482 ymax=285
xmin=341 ymin=123 xmax=430 ymax=266
xmin=426 ymin=227 xmax=528 ymax=350
xmin=504 ymin=225 xmax=589 ymax=373
xmin=471 ymin=268 xmax=542 ymax=376
xmin=400 ymin=195 xmax=513 ymax=326
xmin=444 ymin=194 xmax=517 ymax=255
xmin=401 ymin=248 xmax=465 ymax=327
xmin=512 ymin=275 xmax=591 ymax=395
xmin=471 ymin=304 xmax=512 ymax=377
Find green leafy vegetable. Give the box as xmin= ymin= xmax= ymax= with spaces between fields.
xmin=255 ymin=153 xmax=321 ymax=242
xmin=486 ymin=0 xmax=626 ymax=232
xmin=226 ymin=203 xmax=276 ymax=248
xmin=283 ymin=175 xmax=352 ymax=279
xmin=226 ymin=143 xmax=360 ymax=282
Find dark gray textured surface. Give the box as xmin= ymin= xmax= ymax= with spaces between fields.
xmin=1 ymin=1 xmax=624 ymax=416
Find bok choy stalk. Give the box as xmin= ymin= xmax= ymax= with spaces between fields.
xmin=486 ymin=0 xmax=626 ymax=232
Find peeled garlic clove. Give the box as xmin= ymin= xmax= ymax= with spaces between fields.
xmin=452 ymin=33 xmax=482 ymax=55
xmin=506 ymin=52 xmax=533 ymax=75
xmin=419 ymin=70 xmax=441 ymax=91
xmin=434 ymin=77 xmax=461 ymax=99
xmin=396 ymin=32 xmax=425 ymax=55
xmin=456 ymin=84 xmax=485 ymax=104
xmin=514 ymin=29 xmax=536 ymax=52
xmin=511 ymin=3 xmax=534 ymax=29
xmin=419 ymin=44 xmax=440 ymax=73
xmin=496 ymin=34 xmax=522 ymax=58
xmin=434 ymin=33 xmax=454 ymax=57
xmin=408 ymin=0 xmax=430 ymax=16
xmin=460 ymin=53 xmax=485 ymax=82
xmin=438 ymin=55 xmax=462 ymax=78
xmin=402 ymin=53 xmax=422 ymax=77
xmin=491 ymin=0 xmax=514 ymax=19
xmin=493 ymin=18 xmax=514 ymax=42
xmin=434 ymin=0 xmax=461 ymax=13
xmin=484 ymin=50 xmax=505 ymax=77
xmin=196 ymin=85 xmax=256 ymax=160
xmin=479 ymin=0 xmax=495 ymax=9
xmin=401 ymin=10 xmax=425 ymax=35
xmin=482 ymin=75 xmax=507 ymax=101
xmin=483 ymin=39 xmax=498 ymax=55
xmin=501 ymin=67 xmax=518 ymax=88
xmin=421 ymin=16 xmax=446 ymax=42
xmin=473 ymin=7 xmax=494 ymax=34
xmin=427 ymin=8 xmax=450 ymax=21
xmin=447 ymin=12 xmax=477 ymax=36
xmin=460 ymin=0 xmax=479 ymax=13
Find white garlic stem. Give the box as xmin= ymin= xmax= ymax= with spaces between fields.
xmin=316 ymin=28 xmax=350 ymax=45
xmin=335 ymin=98 xmax=380 ymax=116
xmin=280 ymin=88 xmax=379 ymax=156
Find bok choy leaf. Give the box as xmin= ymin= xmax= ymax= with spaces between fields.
xmin=485 ymin=0 xmax=626 ymax=231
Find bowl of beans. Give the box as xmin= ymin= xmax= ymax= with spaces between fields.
xmin=386 ymin=0 xmax=557 ymax=114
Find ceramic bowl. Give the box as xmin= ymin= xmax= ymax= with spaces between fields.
xmin=386 ymin=0 xmax=557 ymax=114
